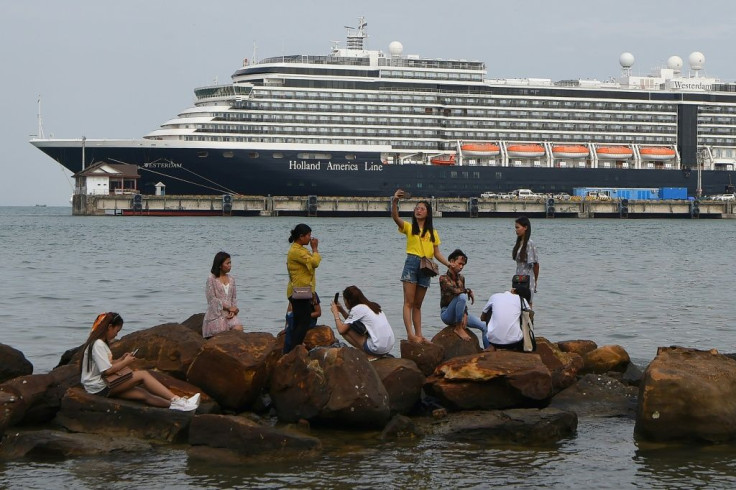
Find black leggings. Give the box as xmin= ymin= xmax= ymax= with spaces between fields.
xmin=285 ymin=297 xmax=313 ymax=353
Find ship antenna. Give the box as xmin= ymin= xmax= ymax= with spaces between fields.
xmin=345 ymin=16 xmax=367 ymax=50
xmin=37 ymin=95 xmax=45 ymax=139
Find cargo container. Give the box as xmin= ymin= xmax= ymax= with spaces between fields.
xmin=573 ymin=187 xmax=688 ymax=200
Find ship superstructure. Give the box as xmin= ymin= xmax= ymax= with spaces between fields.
xmin=31 ymin=18 xmax=736 ymax=197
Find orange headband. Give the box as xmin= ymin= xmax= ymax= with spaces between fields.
xmin=91 ymin=312 xmax=109 ymax=332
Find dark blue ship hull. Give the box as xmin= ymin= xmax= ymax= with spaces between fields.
xmin=36 ymin=143 xmax=735 ymax=198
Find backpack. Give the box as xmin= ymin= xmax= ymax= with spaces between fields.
xmin=519 ymin=296 xmax=536 ymax=352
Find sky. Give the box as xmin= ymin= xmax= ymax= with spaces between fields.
xmin=2 ymin=0 xmax=735 ymax=205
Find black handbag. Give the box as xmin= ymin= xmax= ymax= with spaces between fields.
xmin=512 ymin=274 xmax=530 ymax=289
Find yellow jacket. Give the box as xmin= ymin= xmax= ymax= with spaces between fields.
xmin=286 ymin=242 xmax=321 ymax=297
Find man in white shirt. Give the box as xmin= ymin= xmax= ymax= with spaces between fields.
xmin=480 ymin=286 xmax=531 ymax=351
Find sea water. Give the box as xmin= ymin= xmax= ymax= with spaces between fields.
xmin=1 ymin=206 xmax=735 ymax=488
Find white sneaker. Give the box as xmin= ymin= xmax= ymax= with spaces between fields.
xmin=187 ymin=393 xmax=201 ymax=407
xmin=169 ymin=397 xmax=192 ymax=412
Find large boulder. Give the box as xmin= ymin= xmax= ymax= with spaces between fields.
xmin=188 ymin=414 xmax=321 ymax=464
xmin=421 ymin=408 xmax=577 ymax=445
xmin=0 ymin=429 xmax=151 ymax=460
xmin=304 ymin=325 xmax=337 ymax=350
xmin=269 ymin=345 xmax=390 ymax=428
xmin=549 ymin=373 xmax=638 ymax=418
xmin=424 ymin=351 xmax=554 ymax=411
xmin=186 ymin=331 xmax=279 ymax=412
xmin=54 ymin=386 xmax=203 ymax=442
xmin=180 ymin=313 xmax=205 ymax=334
xmin=371 ymin=358 xmax=425 ymax=415
xmin=400 ymin=340 xmax=445 ymax=377
xmin=557 ymin=340 xmax=598 ymax=357
xmin=431 ymin=326 xmax=483 ymax=361
xmin=581 ymin=345 xmax=631 ymax=374
xmin=110 ymin=323 xmax=206 ymax=380
xmin=535 ymin=338 xmax=584 ymax=394
xmin=0 ymin=344 xmax=33 ymax=383
xmin=635 ymin=346 xmax=736 ymax=443
xmin=0 ymin=365 xmax=79 ymax=435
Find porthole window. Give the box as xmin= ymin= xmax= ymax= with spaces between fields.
xmin=248 ymin=152 xmax=259 ymax=158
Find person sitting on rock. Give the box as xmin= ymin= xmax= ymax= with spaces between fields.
xmin=284 ymin=292 xmax=322 ymax=335
xmin=330 ymin=286 xmax=395 ymax=358
xmin=80 ymin=312 xmax=200 ymax=411
xmin=480 ymin=286 xmax=532 ymax=351
xmin=439 ymin=249 xmax=489 ymax=348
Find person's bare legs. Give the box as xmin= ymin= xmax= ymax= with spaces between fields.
xmin=110 ymin=370 xmax=177 ymax=407
xmin=412 ymin=285 xmax=430 ymax=343
xmin=341 ymin=329 xmax=366 ymax=350
xmin=114 ymin=385 xmax=171 ymax=407
xmin=402 ymin=281 xmax=422 ymax=343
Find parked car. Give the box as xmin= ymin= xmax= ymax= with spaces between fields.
xmin=480 ymin=191 xmax=498 ymax=198
xmin=712 ymin=193 xmax=735 ymax=201
xmin=513 ymin=188 xmax=543 ymax=199
xmin=553 ymin=193 xmax=571 ymax=200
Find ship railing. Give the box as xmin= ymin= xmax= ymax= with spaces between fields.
xmin=259 ymin=55 xmax=370 ymax=67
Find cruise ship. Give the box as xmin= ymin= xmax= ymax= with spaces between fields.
xmin=31 ymin=18 xmax=736 ymax=198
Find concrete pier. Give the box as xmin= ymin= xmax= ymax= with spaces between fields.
xmin=71 ymin=194 xmax=736 ymax=219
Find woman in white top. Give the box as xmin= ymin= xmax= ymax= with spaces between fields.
xmin=80 ymin=312 xmax=199 ymax=411
xmin=203 ymin=251 xmax=243 ymax=338
xmin=331 ymin=286 xmax=395 ymax=357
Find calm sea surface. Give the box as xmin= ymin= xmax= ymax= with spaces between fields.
xmin=1 ymin=206 xmax=735 ymax=488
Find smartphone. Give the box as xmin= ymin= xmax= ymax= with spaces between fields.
xmin=131 ymin=348 xmax=139 ymax=356
xmin=403 ymin=191 xmax=412 ymax=199
xmin=334 ymin=293 xmax=339 ymax=304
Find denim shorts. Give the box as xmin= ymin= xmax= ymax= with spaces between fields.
xmin=400 ymin=254 xmax=431 ymax=288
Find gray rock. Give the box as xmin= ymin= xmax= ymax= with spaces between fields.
xmin=420 ymin=408 xmax=577 ymax=445
xmin=549 ymin=373 xmax=638 ymax=418
xmin=0 ymin=429 xmax=150 ymax=460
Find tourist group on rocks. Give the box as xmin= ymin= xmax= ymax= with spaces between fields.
xmin=2 ymin=189 xmax=736 ymax=462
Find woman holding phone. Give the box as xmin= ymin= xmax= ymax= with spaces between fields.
xmin=391 ymin=189 xmax=451 ymax=344
xmin=330 ymin=286 xmax=395 ymax=357
xmin=80 ymin=312 xmax=200 ymax=411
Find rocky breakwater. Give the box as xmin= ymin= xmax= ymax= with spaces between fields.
xmin=1 ymin=321 xmax=647 ymax=463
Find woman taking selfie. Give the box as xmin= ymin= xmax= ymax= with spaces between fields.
xmin=391 ymin=189 xmax=451 ymax=344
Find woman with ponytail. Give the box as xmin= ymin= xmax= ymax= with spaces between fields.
xmin=285 ymin=223 xmax=321 ymax=353
xmin=80 ymin=312 xmax=200 ymax=411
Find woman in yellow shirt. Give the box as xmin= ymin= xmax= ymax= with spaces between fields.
xmin=391 ymin=189 xmax=451 ymax=344
xmin=285 ymin=223 xmax=321 ymax=353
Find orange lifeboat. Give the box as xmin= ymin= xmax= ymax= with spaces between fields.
xmin=596 ymin=146 xmax=633 ymax=160
xmin=430 ymin=154 xmax=456 ymax=166
xmin=461 ymin=142 xmax=500 ymax=157
xmin=551 ymin=145 xmax=589 ymax=159
xmin=506 ymin=144 xmax=545 ymax=158
xmin=640 ymin=147 xmax=676 ymax=160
